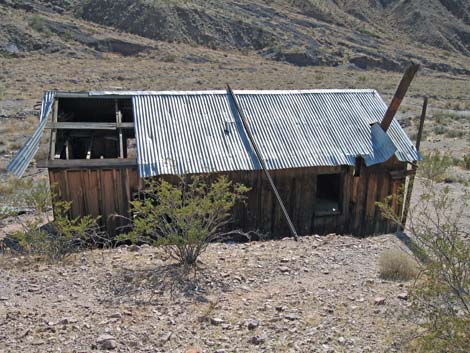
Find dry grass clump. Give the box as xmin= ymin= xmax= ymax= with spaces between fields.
xmin=378 ymin=249 xmax=419 ymax=281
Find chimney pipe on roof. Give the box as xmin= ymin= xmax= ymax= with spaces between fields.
xmin=380 ymin=63 xmax=420 ymax=132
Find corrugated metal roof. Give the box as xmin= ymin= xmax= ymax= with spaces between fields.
xmin=132 ymin=89 xmax=420 ymax=177
xmin=6 ymin=91 xmax=55 ymax=177
xmin=8 ymin=89 xmax=420 ymax=178
xmin=133 ymin=94 xmax=260 ymax=177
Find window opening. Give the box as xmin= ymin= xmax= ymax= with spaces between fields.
xmin=315 ymin=174 xmax=342 ymax=215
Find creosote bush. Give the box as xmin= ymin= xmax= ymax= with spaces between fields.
xmin=378 ymin=248 xmax=419 ymax=281
xmin=1 ymin=179 xmax=105 ymax=262
xmin=418 ymin=151 xmax=452 ymax=182
xmin=377 ymin=176 xmax=469 ymax=353
xmin=119 ymin=175 xmax=249 ymax=267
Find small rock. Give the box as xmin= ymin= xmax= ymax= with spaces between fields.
xmin=108 ymin=312 xmax=122 ymax=319
xmin=397 ymin=292 xmax=408 ymax=300
xmin=284 ymin=313 xmax=299 ymax=321
xmin=128 ymin=245 xmax=140 ymax=252
xmin=160 ymin=332 xmax=172 ymax=342
xmin=0 ymin=297 xmax=8 ymax=301
xmin=246 ymin=319 xmax=259 ymax=330
xmin=96 ymin=334 xmax=117 ymax=350
xmin=337 ymin=336 xmax=346 ymax=344
xmin=211 ymin=318 xmax=224 ymax=325
xmin=248 ymin=336 xmax=265 ymax=345
xmin=280 ymin=258 xmax=289 ymax=263
xmin=279 ymin=266 xmax=290 ymax=273
xmin=186 ymin=348 xmax=202 ymax=353
xmin=374 ymin=297 xmax=386 ymax=305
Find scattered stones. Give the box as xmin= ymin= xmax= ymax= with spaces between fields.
xmin=96 ymin=334 xmax=117 ymax=350
xmin=0 ymin=233 xmax=424 ymax=352
xmin=279 ymin=266 xmax=290 ymax=273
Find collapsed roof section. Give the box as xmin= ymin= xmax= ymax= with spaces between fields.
xmin=7 ymin=89 xmax=421 ymax=178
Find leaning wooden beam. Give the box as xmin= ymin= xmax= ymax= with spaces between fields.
xmin=400 ymin=97 xmax=427 ymax=228
xmin=227 ymin=84 xmax=299 ymax=240
xmin=381 ymin=63 xmax=420 ymax=132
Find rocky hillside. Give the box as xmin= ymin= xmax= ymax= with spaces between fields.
xmin=1 ymin=0 xmax=469 ymax=74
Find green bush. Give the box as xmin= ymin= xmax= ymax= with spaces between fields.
xmin=418 ymin=151 xmax=453 ymax=182
xmin=377 ymin=180 xmax=470 ymax=353
xmin=1 ymin=180 xmax=105 ymax=262
xmin=119 ymin=175 xmax=249 ymax=267
xmin=460 ymin=155 xmax=470 ymax=170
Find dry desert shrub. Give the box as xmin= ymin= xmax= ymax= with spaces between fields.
xmin=378 ymin=248 xmax=419 ymax=281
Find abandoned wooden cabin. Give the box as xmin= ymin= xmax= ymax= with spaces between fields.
xmin=8 ymin=88 xmax=421 ymax=237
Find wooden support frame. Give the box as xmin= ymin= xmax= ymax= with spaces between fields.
xmin=49 ymin=98 xmax=59 ymax=160
xmin=115 ymin=99 xmax=124 ymax=159
xmin=401 ymin=97 xmax=427 ymax=227
xmin=38 ymin=158 xmax=137 ymax=169
xmin=46 ymin=122 xmax=134 ymax=130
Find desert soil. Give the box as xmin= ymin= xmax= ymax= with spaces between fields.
xmin=0 ymin=233 xmax=416 ymax=353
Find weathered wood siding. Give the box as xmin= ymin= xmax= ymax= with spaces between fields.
xmin=48 ymin=158 xmax=406 ymax=237
xmin=49 ymin=168 xmax=141 ymax=236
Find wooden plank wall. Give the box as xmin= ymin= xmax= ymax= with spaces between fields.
xmin=48 ymin=160 xmax=407 ymax=237
xmin=49 ymin=168 xmax=140 ymax=236
xmin=348 ymin=158 xmax=406 ymax=236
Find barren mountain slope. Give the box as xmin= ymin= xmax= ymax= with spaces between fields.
xmin=1 ymin=0 xmax=469 ymax=73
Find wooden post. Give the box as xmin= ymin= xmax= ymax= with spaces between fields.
xmin=49 ymin=98 xmax=59 ymax=159
xmin=115 ymin=99 xmax=124 ymax=159
xmin=401 ymin=97 xmax=427 ymax=227
xmin=86 ymin=135 xmax=94 ymax=159
xmin=65 ymin=138 xmax=70 ymax=160
xmin=227 ymin=84 xmax=299 ymax=240
xmin=381 ymin=64 xmax=420 ymax=132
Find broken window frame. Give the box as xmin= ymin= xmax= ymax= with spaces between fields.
xmin=42 ymin=96 xmax=137 ymax=168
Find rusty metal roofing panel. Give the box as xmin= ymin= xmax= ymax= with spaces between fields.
xmin=132 ymin=94 xmax=259 ymax=177
xmin=6 ymin=91 xmax=55 ymax=177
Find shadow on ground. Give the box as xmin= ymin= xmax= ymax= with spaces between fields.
xmin=100 ymin=262 xmax=232 ymax=305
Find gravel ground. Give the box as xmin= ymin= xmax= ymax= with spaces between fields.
xmin=0 ymin=233 xmax=416 ymax=353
